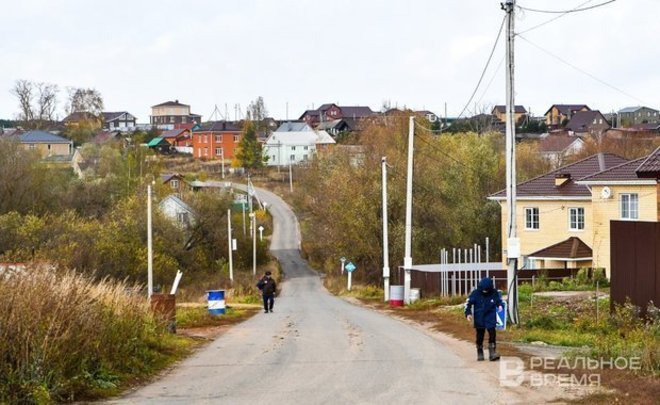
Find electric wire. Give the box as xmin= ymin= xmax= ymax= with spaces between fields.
xmin=517 ymin=0 xmax=595 ymax=35
xmin=518 ymin=0 xmax=616 ymax=14
xmin=455 ymin=15 xmax=507 ymax=121
xmin=517 ymin=34 xmax=650 ymax=106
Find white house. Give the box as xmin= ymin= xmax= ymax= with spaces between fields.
xmin=159 ymin=194 xmax=195 ymax=227
xmin=263 ymin=129 xmax=335 ymax=166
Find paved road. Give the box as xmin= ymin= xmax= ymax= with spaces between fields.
xmin=116 ymin=187 xmax=526 ymax=404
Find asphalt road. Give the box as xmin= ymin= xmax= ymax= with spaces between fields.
xmin=115 ymin=186 xmax=527 ymax=404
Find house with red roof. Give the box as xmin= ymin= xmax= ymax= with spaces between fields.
xmin=299 ymin=103 xmax=375 ymax=128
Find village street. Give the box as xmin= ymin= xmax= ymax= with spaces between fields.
xmin=113 ymin=187 xmax=558 ymax=405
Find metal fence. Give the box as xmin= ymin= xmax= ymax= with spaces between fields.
xmin=610 ymin=220 xmax=660 ymax=314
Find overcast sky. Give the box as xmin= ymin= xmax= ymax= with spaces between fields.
xmin=2 ymin=0 xmax=658 ymax=122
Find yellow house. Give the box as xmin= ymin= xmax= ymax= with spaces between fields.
xmin=544 ymin=104 xmax=590 ymax=127
xmin=576 ymin=148 xmax=660 ymax=277
xmin=19 ymin=130 xmax=73 ymax=158
xmin=489 ymin=153 xmax=628 ymax=274
xmin=492 ymin=105 xmax=527 ymax=125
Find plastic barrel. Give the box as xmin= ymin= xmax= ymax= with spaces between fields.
xmin=410 ymin=288 xmax=420 ymax=303
xmin=390 ymin=285 xmax=404 ymax=307
xmin=207 ymin=290 xmax=226 ymax=315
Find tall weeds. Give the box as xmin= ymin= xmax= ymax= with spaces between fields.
xmin=0 ymin=267 xmax=167 ymax=403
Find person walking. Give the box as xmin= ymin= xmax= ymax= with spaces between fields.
xmin=257 ymin=271 xmax=277 ymax=313
xmin=464 ymin=277 xmax=503 ymax=361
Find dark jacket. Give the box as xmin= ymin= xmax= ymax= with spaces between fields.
xmin=464 ymin=277 xmax=504 ymax=329
xmin=257 ymin=276 xmax=276 ymax=296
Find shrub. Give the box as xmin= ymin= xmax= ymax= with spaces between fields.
xmin=0 ymin=267 xmax=173 ymax=403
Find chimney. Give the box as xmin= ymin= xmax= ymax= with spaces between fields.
xmin=597 ymin=153 xmax=606 ymax=172
xmin=175 ymin=99 xmax=179 ymax=104
xmin=555 ymin=173 xmax=571 ymax=187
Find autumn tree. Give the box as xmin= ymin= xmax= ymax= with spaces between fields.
xmin=10 ymin=79 xmax=59 ymax=129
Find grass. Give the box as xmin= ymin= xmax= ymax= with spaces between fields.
xmin=0 ymin=268 xmax=195 ymax=403
xmin=176 ymin=306 xmax=258 ymax=329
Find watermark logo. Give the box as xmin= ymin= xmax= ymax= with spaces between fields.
xmin=499 ymin=356 xmax=641 ymax=388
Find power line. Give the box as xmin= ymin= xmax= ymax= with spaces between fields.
xmin=517 ymin=34 xmax=650 ymax=106
xmin=518 ymin=0 xmax=615 ymax=14
xmin=455 ymin=15 xmax=507 ymax=121
xmin=517 ymin=0 xmax=595 ymax=35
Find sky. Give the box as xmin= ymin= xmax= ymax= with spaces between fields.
xmin=1 ymin=0 xmax=658 ymax=123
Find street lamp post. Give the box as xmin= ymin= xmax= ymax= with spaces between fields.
xmin=147 ymin=183 xmax=153 ymax=298
xmin=220 ymin=147 xmax=225 ymax=179
xmin=258 ymin=225 xmax=264 ymax=242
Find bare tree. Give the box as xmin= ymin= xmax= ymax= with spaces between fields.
xmin=11 ymin=80 xmax=35 ymax=125
xmin=36 ymin=82 xmax=59 ymax=124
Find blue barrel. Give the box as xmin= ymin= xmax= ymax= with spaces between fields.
xmin=207 ymin=290 xmax=226 ymax=315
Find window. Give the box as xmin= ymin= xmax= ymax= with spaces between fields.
xmin=620 ymin=193 xmax=639 ymax=219
xmin=291 ymin=146 xmax=296 ymax=151
xmin=203 ymin=135 xmax=207 ymax=143
xmin=215 ymin=148 xmax=222 ymax=156
xmin=304 ymin=146 xmax=308 ymax=150
xmin=170 ymin=116 xmax=175 ymax=123
xmin=204 ymin=147 xmax=208 ymax=156
xmin=525 ymin=207 xmax=539 ymax=230
xmin=234 ymin=135 xmax=239 ymax=142
xmin=569 ymin=207 xmax=585 ymax=230
xmin=170 ymin=179 xmax=179 ymax=189
xmin=29 ymin=144 xmax=36 ymax=150
xmin=177 ymin=212 xmax=189 ymax=225
xmin=290 ymin=154 xmax=295 ymax=162
xmin=215 ymin=135 xmax=222 ymax=143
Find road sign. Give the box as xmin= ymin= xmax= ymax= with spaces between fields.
xmin=340 ymin=256 xmax=346 ymax=263
xmin=345 ymin=262 xmax=356 ymax=273
xmin=496 ymin=301 xmax=507 ymax=331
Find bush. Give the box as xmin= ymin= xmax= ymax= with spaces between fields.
xmin=0 ymin=268 xmax=176 ymax=403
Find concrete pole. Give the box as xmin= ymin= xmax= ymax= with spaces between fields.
xmin=504 ymin=0 xmax=519 ymax=324
xmin=228 ymin=209 xmax=233 ymax=282
xmin=221 ymin=148 xmax=225 ymax=179
xmin=147 ymin=184 xmax=153 ymax=298
xmin=403 ymin=116 xmax=415 ymax=304
xmin=486 ymin=237 xmax=490 ymax=263
xmin=289 ymin=161 xmax=293 ymax=193
xmin=348 ymin=271 xmax=352 ymax=291
xmin=242 ymin=202 xmax=246 ymax=236
xmin=382 ymin=157 xmax=390 ymax=302
xmin=251 ymin=214 xmax=257 ymax=276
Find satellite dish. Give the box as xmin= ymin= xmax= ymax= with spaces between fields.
xmin=601 ymin=186 xmax=612 ymax=199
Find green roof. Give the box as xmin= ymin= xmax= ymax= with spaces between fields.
xmin=147 ymin=137 xmax=168 ymax=147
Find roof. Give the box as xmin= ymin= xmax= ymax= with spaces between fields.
xmin=538 ymin=134 xmax=583 ymax=153
xmin=490 ymin=153 xmax=628 ymax=199
xmin=147 ymin=137 xmax=169 ymax=147
xmin=336 ymin=106 xmax=374 ymax=118
xmin=161 ymin=128 xmax=189 ymax=139
xmin=528 ymin=237 xmax=592 ymax=260
xmin=276 ymin=122 xmax=312 ymax=132
xmin=565 ymin=110 xmax=609 ymax=132
xmin=195 ymin=121 xmax=241 ymax=132
xmin=492 ymin=105 xmax=527 ymax=114
xmin=265 ymin=130 xmax=336 ymax=146
xmin=102 ymin=111 xmax=134 ymax=122
xmin=159 ymin=194 xmax=194 ymax=214
xmin=92 ymin=130 xmax=121 ymax=144
xmin=63 ymin=112 xmax=100 ymax=122
xmin=19 ymin=130 xmax=71 ymax=144
xmin=152 ymin=100 xmax=189 ymax=108
xmin=635 ymin=147 xmax=660 ymax=177
xmin=545 ymin=104 xmax=590 ymax=116
xmin=618 ymin=106 xmax=659 ymax=114
xmin=161 ymin=173 xmax=184 ymax=183
xmin=576 ymin=156 xmax=648 ymax=183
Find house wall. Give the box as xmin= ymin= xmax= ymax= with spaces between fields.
xmin=152 ymin=105 xmax=190 ymax=117
xmin=263 ymin=143 xmax=316 ymax=166
xmin=23 ymin=142 xmax=72 ymax=158
xmin=192 ymin=131 xmax=241 ymax=160
xmin=619 ymin=108 xmax=660 ymax=126
xmin=499 ymin=198 xmax=593 ymax=267
xmin=545 ymin=106 xmax=589 ymax=126
xmin=590 ymin=184 xmax=658 ymax=278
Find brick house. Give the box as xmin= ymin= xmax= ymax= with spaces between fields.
xmin=150 ymin=100 xmax=202 ymax=129
xmin=299 ymin=103 xmax=374 ymax=127
xmin=492 ymin=105 xmax=527 ymax=125
xmin=191 ymin=121 xmax=242 ymax=160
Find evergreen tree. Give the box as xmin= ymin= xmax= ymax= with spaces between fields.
xmin=234 ymin=121 xmax=268 ymax=171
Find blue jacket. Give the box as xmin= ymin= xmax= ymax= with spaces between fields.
xmin=464 ymin=277 xmax=504 ymax=329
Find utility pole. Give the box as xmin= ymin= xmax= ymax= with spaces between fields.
xmin=147 ymin=183 xmax=153 ymax=298
xmin=228 ymin=209 xmax=233 ymax=282
xmin=250 ymin=213 xmax=257 ymax=275
xmin=382 ymin=157 xmax=390 ymax=302
xmin=220 ymin=147 xmax=225 ymax=179
xmin=503 ymin=0 xmax=519 ymax=324
xmin=289 ymin=161 xmax=293 ymax=193
xmin=403 ymin=116 xmax=414 ymax=304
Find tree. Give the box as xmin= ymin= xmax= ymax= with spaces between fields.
xmin=10 ymin=80 xmax=59 ymax=129
xmin=66 ymin=87 xmax=104 ymax=117
xmin=234 ymin=121 xmax=268 ymax=171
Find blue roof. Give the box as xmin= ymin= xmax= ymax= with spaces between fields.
xmin=20 ymin=130 xmax=71 ymax=144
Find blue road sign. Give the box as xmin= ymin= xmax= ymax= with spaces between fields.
xmin=345 ymin=262 xmax=356 ymax=273
xmin=496 ymin=301 xmax=507 ymax=331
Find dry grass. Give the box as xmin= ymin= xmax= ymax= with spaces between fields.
xmin=0 ymin=267 xmax=189 ymax=403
